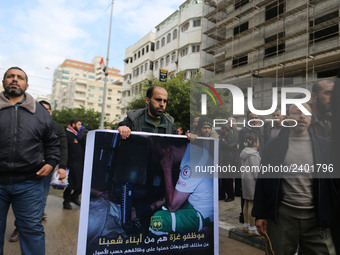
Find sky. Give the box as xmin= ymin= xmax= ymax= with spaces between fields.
xmin=0 ymin=0 xmax=184 ymax=98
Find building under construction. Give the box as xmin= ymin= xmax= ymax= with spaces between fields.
xmin=201 ymin=0 xmax=340 ymax=109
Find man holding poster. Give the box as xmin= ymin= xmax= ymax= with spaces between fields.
xmin=118 ymin=86 xmax=177 ymax=137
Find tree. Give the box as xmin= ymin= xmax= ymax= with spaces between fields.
xmin=52 ymin=106 xmax=112 ymax=130
xmin=127 ymin=72 xmax=191 ymax=132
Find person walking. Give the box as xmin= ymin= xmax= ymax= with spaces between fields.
xmin=0 ymin=67 xmax=60 ymax=255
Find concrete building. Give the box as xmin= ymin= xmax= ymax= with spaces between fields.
xmin=202 ymin=0 xmax=340 ymax=109
xmin=121 ymin=0 xmax=206 ymax=117
xmin=51 ymin=56 xmax=123 ymax=123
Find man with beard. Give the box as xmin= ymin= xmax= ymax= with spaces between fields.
xmin=63 ymin=118 xmax=84 ymax=210
xmin=263 ymin=108 xmax=286 ymax=144
xmin=118 ymin=86 xmax=177 ymax=137
xmin=0 ymin=67 xmax=60 ymax=255
xmin=253 ymin=103 xmax=337 ymax=255
xmin=310 ymin=79 xmax=334 ymax=139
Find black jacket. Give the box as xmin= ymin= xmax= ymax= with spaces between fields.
xmin=252 ymin=132 xmax=338 ymax=229
xmin=118 ymin=108 xmax=177 ymax=134
xmin=0 ymin=92 xmax=60 ymax=184
xmin=54 ymin=122 xmax=68 ymax=169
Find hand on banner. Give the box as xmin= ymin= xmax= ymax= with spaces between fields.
xmin=57 ymin=168 xmax=67 ymax=182
xmin=118 ymin=125 xmax=131 ymax=139
xmin=36 ymin=164 xmax=54 ymax=177
xmin=255 ymin=219 xmax=267 ymax=236
xmin=186 ymin=133 xmax=197 ymax=142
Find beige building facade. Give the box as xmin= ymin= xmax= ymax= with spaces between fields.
xmin=51 ymin=56 xmax=123 ymax=123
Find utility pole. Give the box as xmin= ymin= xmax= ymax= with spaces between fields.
xmin=100 ymin=0 xmax=114 ymax=129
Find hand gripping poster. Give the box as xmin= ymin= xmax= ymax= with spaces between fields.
xmin=77 ymin=130 xmax=218 ymax=255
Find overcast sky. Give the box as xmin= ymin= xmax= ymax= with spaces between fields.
xmin=0 ymin=0 xmax=184 ymax=98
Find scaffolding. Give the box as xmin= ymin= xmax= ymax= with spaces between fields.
xmin=202 ymin=0 xmax=340 ymax=84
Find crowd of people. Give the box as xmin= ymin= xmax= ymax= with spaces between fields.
xmin=1 ymin=66 xmax=339 ymax=255
xmin=197 ymin=78 xmax=339 ymax=255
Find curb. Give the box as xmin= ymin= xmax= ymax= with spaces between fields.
xmin=219 ymin=221 xmax=265 ymax=251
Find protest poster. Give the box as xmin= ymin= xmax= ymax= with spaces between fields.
xmin=77 ymin=130 xmax=218 ymax=255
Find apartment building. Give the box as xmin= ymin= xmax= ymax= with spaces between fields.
xmin=121 ymin=0 xmax=206 ymax=117
xmin=202 ymin=0 xmax=340 ymax=109
xmin=51 ymin=56 xmax=123 ymax=122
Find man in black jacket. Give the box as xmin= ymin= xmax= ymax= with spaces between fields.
xmin=63 ymin=118 xmax=84 ymax=210
xmin=118 ymin=86 xmax=177 ymax=138
xmin=0 ymin=67 xmax=60 ymax=255
xmin=8 ymin=100 xmax=68 ymax=242
xmin=39 ymin=100 xmax=67 ymax=215
xmin=253 ymin=103 xmax=337 ymax=255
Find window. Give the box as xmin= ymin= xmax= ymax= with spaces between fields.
xmin=155 ymin=61 xmax=159 ymax=70
xmin=146 ymin=45 xmax=149 ymax=53
xmin=61 ymin=82 xmax=68 ymax=85
xmin=62 ymin=70 xmax=70 ymax=74
xmin=181 ymin=22 xmax=189 ymax=32
xmin=161 ymin=37 xmax=165 ymax=47
xmin=145 ymin=63 xmax=148 ymax=71
xmin=83 ymin=74 xmax=86 ymax=78
xmin=191 ymin=70 xmax=197 ymax=77
xmin=150 ymin=61 xmax=154 ymax=70
xmin=167 ymin=33 xmax=171 ymax=43
xmin=142 ymin=48 xmax=145 ymax=55
xmin=193 ymin=19 xmax=201 ymax=27
xmin=107 ymin=97 xmax=112 ymax=100
xmin=192 ymin=44 xmax=200 ymax=53
xmin=235 ymin=0 xmax=249 ymax=9
xmin=151 ymin=42 xmax=155 ymax=51
xmin=232 ymin=55 xmax=248 ymax=68
xmin=134 ymin=54 xmax=136 ymax=60
xmin=62 ymin=76 xmax=69 ymax=79
xmin=108 ymin=89 xmax=112 ymax=92
xmin=140 ymin=65 xmax=143 ymax=74
xmin=88 ymin=75 xmax=95 ymax=79
xmin=309 ymin=11 xmax=339 ymax=44
xmin=88 ymin=94 xmax=94 ymax=97
xmin=156 ymin=41 xmax=160 ymax=50
xmin=234 ymin=21 xmax=248 ymax=36
xmin=160 ymin=58 xmax=164 ymax=68
xmin=173 ymin=29 xmax=178 ymax=40
xmin=166 ymin=55 xmax=170 ymax=65
xmin=265 ymin=0 xmax=285 ymax=21
xmin=180 ymin=47 xmax=188 ymax=57
xmin=264 ymin=32 xmax=285 ymax=58
xmin=171 ymin=52 xmax=177 ymax=62
xmin=138 ymin=51 xmax=140 ymax=58
xmin=107 ymin=105 xmax=111 ymax=108
xmin=89 ymin=85 xmax=95 ymax=89
xmin=88 ymin=102 xmax=93 ymax=106
xmin=99 ymin=87 xmax=104 ymax=91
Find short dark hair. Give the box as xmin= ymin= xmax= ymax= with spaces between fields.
xmin=39 ymin=100 xmax=51 ymax=110
xmin=70 ymin=118 xmax=81 ymax=126
xmin=146 ymin=86 xmax=166 ymax=98
xmin=3 ymin=67 xmax=28 ymax=83
xmin=312 ymin=79 xmax=333 ymax=95
xmin=244 ymin=132 xmax=258 ymax=148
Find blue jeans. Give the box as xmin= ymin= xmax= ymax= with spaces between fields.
xmin=0 ymin=178 xmax=45 ymax=255
xmin=42 ymin=171 xmax=53 ymax=213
